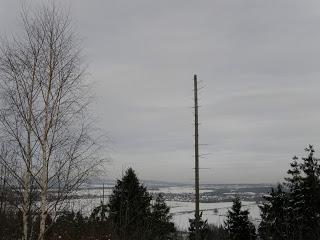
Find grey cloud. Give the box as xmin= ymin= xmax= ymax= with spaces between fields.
xmin=1 ymin=0 xmax=320 ymax=183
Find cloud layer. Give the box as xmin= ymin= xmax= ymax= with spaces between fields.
xmin=1 ymin=0 xmax=320 ymax=183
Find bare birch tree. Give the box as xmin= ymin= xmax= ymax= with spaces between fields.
xmin=0 ymin=3 xmax=105 ymax=240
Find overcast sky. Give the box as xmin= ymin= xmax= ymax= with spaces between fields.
xmin=1 ymin=0 xmax=320 ymax=184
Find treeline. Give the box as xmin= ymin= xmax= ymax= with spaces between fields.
xmin=201 ymin=145 xmax=320 ymax=240
xmin=258 ymin=145 xmax=320 ymax=240
xmin=2 ymin=145 xmax=320 ymax=239
xmin=0 ymin=167 xmax=225 ymax=240
xmin=0 ymin=168 xmax=176 ymax=240
xmin=0 ymin=167 xmax=256 ymax=240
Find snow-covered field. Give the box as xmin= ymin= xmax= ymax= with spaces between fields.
xmin=149 ymin=187 xmax=214 ymax=194
xmin=168 ymin=201 xmax=260 ymax=231
xmin=68 ymin=185 xmax=262 ymax=231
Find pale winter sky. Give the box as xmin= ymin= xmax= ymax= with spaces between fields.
xmin=1 ymin=0 xmax=320 ymax=184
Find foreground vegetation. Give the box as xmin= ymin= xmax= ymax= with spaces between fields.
xmin=2 ymin=144 xmax=320 ymax=239
xmin=0 ymin=168 xmax=225 ymax=240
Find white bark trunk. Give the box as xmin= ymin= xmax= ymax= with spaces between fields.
xmin=22 ymin=171 xmax=30 ymax=240
xmin=38 ymin=46 xmax=52 ymax=240
xmin=38 ymin=148 xmax=48 ymax=240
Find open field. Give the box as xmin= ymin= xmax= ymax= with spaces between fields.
xmin=67 ymin=183 xmax=269 ymax=230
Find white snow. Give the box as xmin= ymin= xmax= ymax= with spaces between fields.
xmin=66 ymin=186 xmax=262 ymax=231
xmin=149 ymin=187 xmax=214 ymax=194
xmin=167 ymin=201 xmax=261 ymax=231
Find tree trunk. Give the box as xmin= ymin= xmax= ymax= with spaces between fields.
xmin=22 ymin=171 xmax=30 ymax=240
xmin=38 ymin=148 xmax=48 ymax=240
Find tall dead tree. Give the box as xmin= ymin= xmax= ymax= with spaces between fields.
xmin=0 ymin=3 xmax=104 ymax=240
xmin=194 ymin=74 xmax=200 ymax=240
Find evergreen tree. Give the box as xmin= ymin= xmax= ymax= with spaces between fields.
xmin=90 ymin=201 xmax=109 ymax=222
xmin=284 ymin=156 xmax=305 ymax=240
xmin=108 ymin=168 xmax=152 ymax=240
xmin=225 ymin=197 xmax=256 ymax=240
xmin=259 ymin=145 xmax=320 ymax=240
xmin=150 ymin=194 xmax=175 ymax=240
xmin=289 ymin=145 xmax=320 ymax=239
xmin=188 ymin=212 xmax=209 ymax=240
xmin=88 ymin=202 xmax=113 ymax=239
xmin=258 ymin=184 xmax=292 ymax=240
xmin=51 ymin=211 xmax=83 ymax=239
xmin=207 ymin=224 xmax=228 ymax=240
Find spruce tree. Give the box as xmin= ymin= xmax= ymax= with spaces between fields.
xmin=292 ymin=145 xmax=320 ymax=239
xmin=258 ymin=184 xmax=292 ymax=240
xmin=284 ymin=156 xmax=305 ymax=239
xmin=259 ymin=145 xmax=320 ymax=240
xmin=90 ymin=201 xmax=109 ymax=222
xmin=206 ymin=224 xmax=228 ymax=240
xmin=108 ymin=168 xmax=152 ymax=240
xmin=150 ymin=193 xmax=175 ymax=240
xmin=188 ymin=211 xmax=209 ymax=240
xmin=89 ymin=202 xmax=113 ymax=239
xmin=225 ymin=196 xmax=256 ymax=240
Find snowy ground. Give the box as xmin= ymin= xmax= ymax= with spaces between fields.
xmin=167 ymin=201 xmax=260 ymax=231
xmin=68 ymin=185 xmax=262 ymax=231
xmin=149 ymin=187 xmax=214 ymax=194
xmin=69 ymin=198 xmax=261 ymax=231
